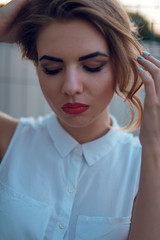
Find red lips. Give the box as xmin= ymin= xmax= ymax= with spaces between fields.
xmin=62 ymin=102 xmax=89 ymax=114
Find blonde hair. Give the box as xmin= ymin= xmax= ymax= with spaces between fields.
xmin=14 ymin=0 xmax=144 ymax=131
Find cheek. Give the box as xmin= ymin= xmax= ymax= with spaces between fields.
xmin=37 ymin=70 xmax=56 ymax=97
xmin=38 ymin=76 xmax=55 ymax=102
xmin=38 ymin=79 xmax=59 ymax=111
xmin=98 ymin=76 xmax=115 ymax=105
xmin=38 ymin=77 xmax=48 ymax=96
xmin=95 ymin=73 xmax=114 ymax=96
xmin=105 ymin=71 xmax=115 ymax=92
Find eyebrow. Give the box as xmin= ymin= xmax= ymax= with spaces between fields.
xmin=79 ymin=51 xmax=109 ymax=61
xmin=39 ymin=55 xmax=63 ymax=62
xmin=39 ymin=51 xmax=109 ymax=63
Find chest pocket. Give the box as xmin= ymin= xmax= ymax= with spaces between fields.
xmin=75 ymin=215 xmax=131 ymax=240
xmin=0 ymin=181 xmax=51 ymax=240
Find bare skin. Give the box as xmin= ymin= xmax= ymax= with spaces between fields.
xmin=0 ymin=0 xmax=30 ymax=162
xmin=1 ymin=1 xmax=160 ymax=239
xmin=0 ymin=112 xmax=18 ymax=161
xmin=0 ymin=0 xmax=30 ymax=43
xmin=36 ymin=20 xmax=114 ymax=144
xmin=128 ymin=53 xmax=160 ymax=240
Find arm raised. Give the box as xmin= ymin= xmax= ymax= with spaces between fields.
xmin=0 ymin=0 xmax=29 ymax=162
xmin=0 ymin=0 xmax=30 ymax=43
xmin=128 ymin=53 xmax=160 ymax=240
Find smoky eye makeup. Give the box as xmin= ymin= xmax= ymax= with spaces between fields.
xmin=39 ymin=55 xmax=64 ymax=75
xmin=42 ymin=63 xmax=108 ymax=75
xmin=40 ymin=62 xmax=64 ymax=75
xmin=43 ymin=67 xmax=63 ymax=75
xmin=83 ymin=62 xmax=108 ymax=73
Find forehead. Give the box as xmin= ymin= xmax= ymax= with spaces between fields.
xmin=36 ymin=19 xmax=109 ymax=58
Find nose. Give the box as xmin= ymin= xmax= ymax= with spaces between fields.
xmin=61 ymin=66 xmax=83 ymax=96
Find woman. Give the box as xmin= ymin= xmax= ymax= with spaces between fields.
xmin=0 ymin=0 xmax=160 ymax=239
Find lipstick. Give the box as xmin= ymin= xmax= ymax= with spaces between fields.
xmin=62 ymin=102 xmax=89 ymax=114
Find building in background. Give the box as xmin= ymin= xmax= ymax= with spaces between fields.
xmin=0 ymin=0 xmax=160 ymax=135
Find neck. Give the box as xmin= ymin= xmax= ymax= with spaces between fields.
xmin=58 ymin=111 xmax=112 ymax=144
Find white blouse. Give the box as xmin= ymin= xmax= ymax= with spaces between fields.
xmin=0 ymin=113 xmax=141 ymax=240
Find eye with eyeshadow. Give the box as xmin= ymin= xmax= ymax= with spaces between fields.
xmin=43 ymin=67 xmax=63 ymax=75
xmin=42 ymin=62 xmax=108 ymax=75
xmin=39 ymin=52 xmax=109 ymax=76
xmin=83 ymin=63 xmax=107 ymax=73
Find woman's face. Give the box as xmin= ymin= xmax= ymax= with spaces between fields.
xmin=36 ymin=19 xmax=115 ymax=134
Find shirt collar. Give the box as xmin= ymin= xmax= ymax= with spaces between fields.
xmin=47 ymin=114 xmax=79 ymax=158
xmin=82 ymin=116 xmax=122 ymax=166
xmin=47 ymin=113 xmax=122 ymax=166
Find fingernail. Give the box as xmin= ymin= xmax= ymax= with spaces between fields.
xmin=138 ymin=56 xmax=145 ymax=60
xmin=143 ymin=51 xmax=151 ymax=56
xmin=138 ymin=67 xmax=143 ymax=71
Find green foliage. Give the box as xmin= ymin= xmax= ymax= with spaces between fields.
xmin=129 ymin=12 xmax=160 ymax=42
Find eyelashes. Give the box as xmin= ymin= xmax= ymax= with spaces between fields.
xmin=43 ymin=68 xmax=62 ymax=75
xmin=83 ymin=63 xmax=106 ymax=73
xmin=42 ymin=63 xmax=107 ymax=75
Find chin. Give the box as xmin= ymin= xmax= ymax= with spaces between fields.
xmin=58 ymin=115 xmax=94 ymax=129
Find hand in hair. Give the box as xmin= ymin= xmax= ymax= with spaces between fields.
xmin=138 ymin=53 xmax=160 ymax=145
xmin=0 ymin=0 xmax=30 ymax=43
xmin=128 ymin=53 xmax=160 ymax=239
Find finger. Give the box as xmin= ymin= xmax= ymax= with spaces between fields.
xmin=143 ymin=51 xmax=160 ymax=68
xmin=138 ymin=56 xmax=160 ymax=96
xmin=138 ymin=67 xmax=157 ymax=106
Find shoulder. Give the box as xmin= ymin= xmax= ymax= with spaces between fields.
xmin=110 ymin=126 xmax=141 ymax=164
xmin=116 ymin=130 xmax=141 ymax=155
xmin=119 ymin=131 xmax=141 ymax=147
xmin=111 ymin=115 xmax=141 ymax=150
xmin=115 ymin=131 xmax=142 ymax=169
xmin=0 ymin=112 xmax=19 ymax=162
xmin=0 ymin=113 xmax=53 ymax=163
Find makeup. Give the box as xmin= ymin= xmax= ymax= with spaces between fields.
xmin=62 ymin=103 xmax=89 ymax=115
xmin=79 ymin=51 xmax=109 ymax=61
xmin=39 ymin=55 xmax=63 ymax=62
xmin=39 ymin=51 xmax=109 ymax=63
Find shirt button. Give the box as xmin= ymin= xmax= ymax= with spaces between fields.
xmin=68 ymin=186 xmax=75 ymax=193
xmin=59 ymin=222 xmax=66 ymax=229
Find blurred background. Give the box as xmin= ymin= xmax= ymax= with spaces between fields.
xmin=0 ymin=0 xmax=160 ymax=135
